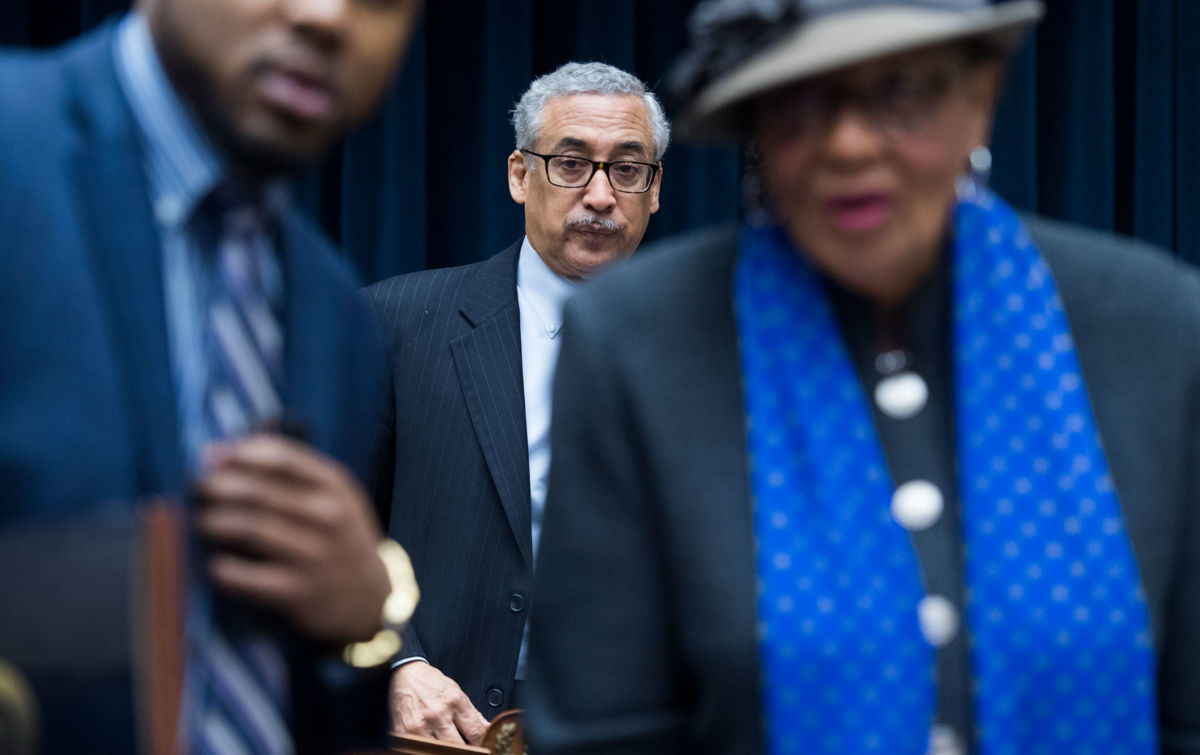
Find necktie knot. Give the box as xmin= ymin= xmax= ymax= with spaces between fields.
xmin=206 ymin=179 xmax=267 ymax=216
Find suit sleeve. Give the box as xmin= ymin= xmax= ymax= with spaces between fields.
xmin=370 ymin=351 xmax=398 ymax=532
xmin=362 ymin=286 xmax=425 ymax=663
xmin=362 ymin=287 xmax=398 ymax=530
xmin=524 ymin=294 xmax=687 ymax=754
xmin=395 ymin=623 xmax=426 ymax=664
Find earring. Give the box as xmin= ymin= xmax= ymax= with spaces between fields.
xmin=956 ymin=145 xmax=992 ymax=201
xmin=969 ymin=145 xmax=992 ymax=187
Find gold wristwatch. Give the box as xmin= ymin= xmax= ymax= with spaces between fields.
xmin=343 ymin=538 xmax=419 ymax=668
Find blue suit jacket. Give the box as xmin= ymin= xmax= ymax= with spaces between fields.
xmin=0 ymin=25 xmax=389 ymax=753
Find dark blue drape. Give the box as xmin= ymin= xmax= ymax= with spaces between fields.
xmin=991 ymin=0 xmax=1199 ymax=263
xmin=5 ymin=0 xmax=1198 ymax=278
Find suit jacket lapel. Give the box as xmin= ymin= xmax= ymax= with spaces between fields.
xmin=451 ymin=242 xmax=534 ymax=567
xmin=68 ymin=28 xmax=185 ymax=495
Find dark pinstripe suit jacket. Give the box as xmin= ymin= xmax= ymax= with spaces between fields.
xmin=367 ymin=241 xmax=531 ymax=716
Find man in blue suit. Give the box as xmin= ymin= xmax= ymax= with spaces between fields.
xmin=0 ymin=0 xmax=421 ymax=751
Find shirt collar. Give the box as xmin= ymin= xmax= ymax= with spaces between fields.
xmin=517 ymin=236 xmax=578 ymax=338
xmin=113 ymin=14 xmax=289 ymax=230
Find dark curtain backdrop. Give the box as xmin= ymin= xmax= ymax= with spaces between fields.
xmin=3 ymin=0 xmax=1197 ymax=281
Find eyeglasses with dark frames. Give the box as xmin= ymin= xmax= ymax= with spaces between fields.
xmin=519 ymin=149 xmax=659 ymax=194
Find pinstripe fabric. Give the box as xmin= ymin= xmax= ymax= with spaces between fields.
xmin=367 ymin=241 xmax=531 ymax=715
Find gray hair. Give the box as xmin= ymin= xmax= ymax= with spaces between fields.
xmin=511 ymin=62 xmax=671 ymax=161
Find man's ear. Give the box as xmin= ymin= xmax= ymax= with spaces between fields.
xmin=648 ymin=164 xmax=663 ymax=214
xmin=508 ymin=150 xmax=529 ymax=205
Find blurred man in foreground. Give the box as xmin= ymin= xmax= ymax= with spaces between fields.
xmin=0 ymin=0 xmax=422 ymax=751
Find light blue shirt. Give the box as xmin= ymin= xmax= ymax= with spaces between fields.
xmin=514 ymin=236 xmax=578 ymax=678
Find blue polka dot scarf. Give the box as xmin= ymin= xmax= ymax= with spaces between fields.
xmin=735 ymin=189 xmax=1158 ymax=754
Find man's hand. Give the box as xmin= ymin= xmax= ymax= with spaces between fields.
xmin=195 ymin=433 xmax=390 ymax=644
xmin=390 ymin=661 xmax=489 ymax=745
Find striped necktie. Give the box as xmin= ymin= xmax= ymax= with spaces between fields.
xmin=189 ymin=185 xmax=293 ymax=755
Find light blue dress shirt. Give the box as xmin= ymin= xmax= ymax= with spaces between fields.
xmin=514 ymin=235 xmax=578 ymax=679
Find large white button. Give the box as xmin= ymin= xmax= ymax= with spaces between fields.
xmin=918 ymin=595 xmax=959 ymax=648
xmin=891 ymin=480 xmax=944 ymax=531
xmin=928 ymin=723 xmax=965 ymax=755
xmin=874 ymin=370 xmax=928 ymax=419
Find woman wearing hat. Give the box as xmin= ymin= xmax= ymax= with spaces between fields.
xmin=526 ymin=1 xmax=1200 ymax=753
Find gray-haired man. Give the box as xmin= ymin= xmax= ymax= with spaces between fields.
xmin=365 ymin=62 xmax=670 ymax=744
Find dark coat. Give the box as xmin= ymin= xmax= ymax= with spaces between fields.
xmin=526 ymin=219 xmax=1200 ymax=754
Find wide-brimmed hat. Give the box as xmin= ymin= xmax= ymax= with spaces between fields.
xmin=671 ymin=0 xmax=1044 ymax=141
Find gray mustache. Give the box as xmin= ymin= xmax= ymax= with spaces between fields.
xmin=565 ymin=215 xmax=623 ymax=233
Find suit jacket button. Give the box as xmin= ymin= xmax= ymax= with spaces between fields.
xmin=486 ymin=687 xmax=505 ymax=708
xmin=508 ymin=592 xmax=525 ymax=612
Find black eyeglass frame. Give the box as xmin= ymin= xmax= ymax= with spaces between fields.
xmin=519 ymin=148 xmax=660 ymax=194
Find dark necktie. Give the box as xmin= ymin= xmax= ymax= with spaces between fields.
xmin=189 ymin=186 xmax=292 ymax=755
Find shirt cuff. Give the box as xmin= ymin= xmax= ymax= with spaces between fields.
xmin=390 ymin=655 xmax=427 ymax=670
